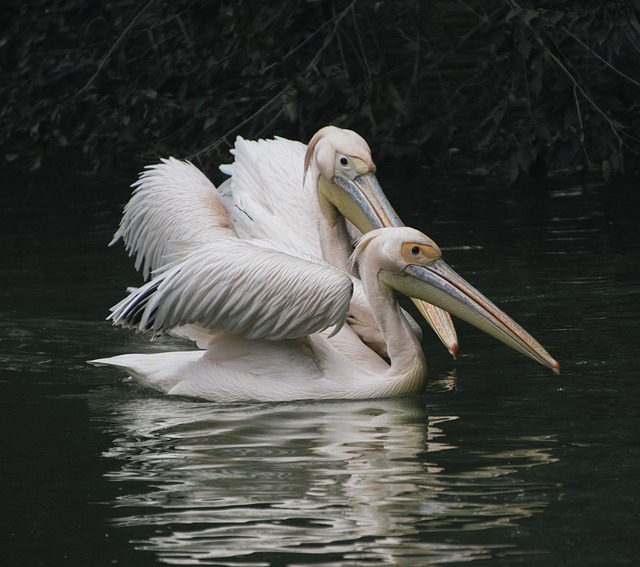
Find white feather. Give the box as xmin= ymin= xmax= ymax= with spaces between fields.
xmin=109 ymin=237 xmax=353 ymax=342
xmin=112 ymin=158 xmax=235 ymax=279
xmin=93 ymin=130 xmax=453 ymax=402
xmin=219 ymin=136 xmax=320 ymax=255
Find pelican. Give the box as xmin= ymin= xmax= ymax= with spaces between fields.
xmin=110 ymin=126 xmax=459 ymax=358
xmin=92 ymin=226 xmax=559 ymax=402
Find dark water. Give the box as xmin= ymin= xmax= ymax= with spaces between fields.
xmin=1 ymin=171 xmax=639 ymax=566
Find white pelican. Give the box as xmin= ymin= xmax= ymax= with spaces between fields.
xmin=110 ymin=126 xmax=459 ymax=358
xmin=92 ymin=226 xmax=559 ymax=402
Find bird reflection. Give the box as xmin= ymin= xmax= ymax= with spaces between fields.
xmin=93 ymin=387 xmax=558 ymax=564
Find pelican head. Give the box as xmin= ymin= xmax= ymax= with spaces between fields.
xmin=304 ymin=126 xmax=402 ymax=232
xmin=353 ymin=227 xmax=560 ymax=374
xmin=304 ymin=126 xmax=459 ymax=359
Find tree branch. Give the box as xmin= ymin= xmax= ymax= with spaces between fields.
xmin=561 ymin=26 xmax=640 ymax=90
xmin=75 ymin=0 xmax=156 ymax=97
xmin=537 ymin=38 xmax=624 ymax=150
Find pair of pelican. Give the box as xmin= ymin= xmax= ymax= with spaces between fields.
xmin=92 ymin=127 xmax=559 ymax=401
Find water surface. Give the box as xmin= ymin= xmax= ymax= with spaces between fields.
xmin=1 ymin=172 xmax=639 ymax=566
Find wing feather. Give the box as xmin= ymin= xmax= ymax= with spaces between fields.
xmin=109 ymin=238 xmax=354 ymax=342
xmin=112 ymin=158 xmax=235 ymax=279
xmin=219 ymin=136 xmax=320 ymax=255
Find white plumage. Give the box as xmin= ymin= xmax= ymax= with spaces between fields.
xmin=112 ymin=157 xmax=235 ymax=279
xmin=96 ymin=227 xmax=432 ymax=401
xmin=110 ymin=237 xmax=353 ymax=342
xmin=92 ymin=128 xmax=559 ymax=402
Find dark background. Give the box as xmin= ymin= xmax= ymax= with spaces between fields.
xmin=2 ymin=4 xmax=640 ymax=566
xmin=2 ymin=0 xmax=640 ymax=199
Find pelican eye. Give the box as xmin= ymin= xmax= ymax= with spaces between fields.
xmin=340 ymin=157 xmax=348 ymax=166
xmin=402 ymin=241 xmax=440 ymax=264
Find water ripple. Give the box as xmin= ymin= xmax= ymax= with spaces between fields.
xmin=92 ymin=392 xmax=559 ymax=565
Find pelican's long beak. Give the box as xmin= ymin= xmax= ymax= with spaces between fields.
xmin=330 ymin=173 xmax=459 ymax=357
xmin=381 ymin=260 xmax=560 ymax=373
xmin=333 ymin=173 xmax=403 ymax=230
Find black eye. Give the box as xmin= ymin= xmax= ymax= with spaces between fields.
xmin=340 ymin=157 xmax=348 ymax=166
xmin=411 ymin=246 xmax=420 ymax=255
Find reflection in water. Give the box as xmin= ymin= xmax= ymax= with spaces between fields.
xmin=95 ymin=389 xmax=558 ymax=565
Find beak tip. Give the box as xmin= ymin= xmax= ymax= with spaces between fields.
xmin=450 ymin=342 xmax=459 ymax=360
xmin=554 ymin=360 xmax=561 ymax=375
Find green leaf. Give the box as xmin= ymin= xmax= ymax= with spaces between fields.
xmin=517 ymin=40 xmax=532 ymax=58
xmin=506 ymin=7 xmax=523 ymax=21
xmin=204 ymin=116 xmax=217 ymax=131
xmin=545 ymin=10 xmax=565 ymax=25
xmin=140 ymin=89 xmax=157 ymax=100
xmin=628 ymin=12 xmax=640 ymax=35
xmin=283 ymin=98 xmax=297 ymax=122
xmin=386 ymin=83 xmax=406 ymax=115
xmin=602 ymin=159 xmax=611 ymax=183
xmin=535 ymin=123 xmax=551 ymax=140
xmin=610 ymin=119 xmax=626 ymax=131
xmin=517 ymin=145 xmax=533 ymax=171
xmin=508 ymin=155 xmax=520 ymax=184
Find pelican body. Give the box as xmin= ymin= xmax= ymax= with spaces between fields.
xmin=113 ymin=126 xmax=457 ymax=357
xmin=92 ymin=128 xmax=559 ymax=402
xmin=94 ymin=226 xmax=557 ymax=401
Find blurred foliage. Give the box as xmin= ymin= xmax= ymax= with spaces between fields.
xmin=1 ymin=0 xmax=640 ymax=184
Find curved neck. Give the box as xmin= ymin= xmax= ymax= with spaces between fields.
xmin=314 ymin=176 xmax=355 ymax=273
xmin=362 ymin=270 xmax=427 ymax=395
xmin=318 ymin=215 xmax=354 ymax=272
